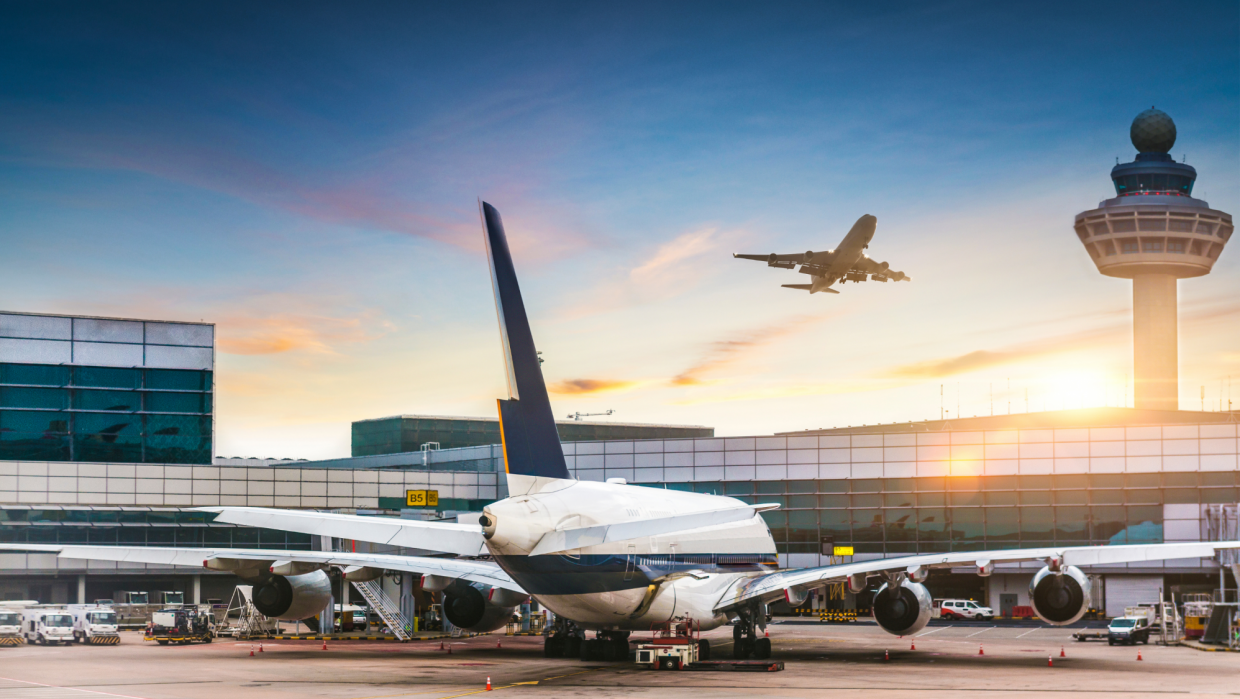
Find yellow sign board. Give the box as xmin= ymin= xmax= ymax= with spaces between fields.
xmin=832 ymin=546 xmax=854 ymax=556
xmin=405 ymin=490 xmax=439 ymax=508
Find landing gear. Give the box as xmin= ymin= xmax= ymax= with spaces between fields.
xmin=543 ymin=616 xmax=585 ymax=659
xmin=581 ymin=631 xmax=630 ymax=661
xmin=730 ymin=609 xmax=772 ymax=660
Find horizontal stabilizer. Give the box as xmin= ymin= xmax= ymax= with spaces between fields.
xmin=529 ymin=504 xmax=779 ymax=556
xmin=202 ymin=506 xmax=486 ymax=556
xmin=780 ymin=284 xmax=812 ymax=291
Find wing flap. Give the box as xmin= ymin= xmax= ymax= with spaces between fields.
xmin=0 ymin=543 xmax=524 ymax=592
xmin=202 ymin=506 xmax=487 ymax=556
xmin=713 ymin=541 xmax=1240 ymax=612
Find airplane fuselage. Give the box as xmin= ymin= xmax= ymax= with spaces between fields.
xmin=812 ymin=214 xmax=876 ymax=292
xmin=481 ymin=477 xmax=777 ymax=630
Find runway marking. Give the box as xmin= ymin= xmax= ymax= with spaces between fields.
xmin=0 ymin=677 xmax=151 ymax=699
xmin=966 ymin=627 xmax=996 ymax=638
xmin=1017 ymin=628 xmax=1040 ymax=638
xmin=914 ymin=626 xmax=951 ymax=637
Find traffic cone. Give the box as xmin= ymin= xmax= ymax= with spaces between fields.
xmin=249 ymin=645 xmax=254 ymax=657
xmin=978 ymin=644 xmax=984 ymax=656
xmin=440 ymin=642 xmax=445 ymax=650
xmin=764 ymin=629 xmax=769 ymax=638
xmin=910 ymin=640 xmax=915 ymax=650
xmin=1048 ymin=656 xmax=1053 ymax=667
xmin=448 ymin=645 xmax=453 ymax=655
xmin=321 ymin=639 xmax=327 ymax=650
xmin=884 ymin=649 xmax=889 ymax=661
xmin=486 ymin=677 xmax=492 ymax=691
xmin=1060 ymin=646 xmax=1065 ymax=658
xmin=259 ymin=643 xmax=264 ymax=653
xmin=1137 ymin=650 xmax=1143 ymax=661
xmin=496 ymin=641 xmax=502 ymax=648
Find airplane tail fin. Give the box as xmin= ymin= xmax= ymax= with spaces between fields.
xmin=480 ymin=202 xmax=570 ymax=480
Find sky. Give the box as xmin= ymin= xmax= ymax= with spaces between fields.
xmin=0 ymin=1 xmax=1237 ymax=459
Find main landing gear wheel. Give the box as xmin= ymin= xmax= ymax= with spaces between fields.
xmin=753 ymin=638 xmax=771 ymax=659
xmin=697 ymin=639 xmax=711 ymax=661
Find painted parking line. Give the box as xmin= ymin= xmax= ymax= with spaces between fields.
xmin=0 ymin=677 xmax=151 ymax=699
xmin=914 ymin=625 xmax=951 ymax=637
xmin=966 ymin=626 xmax=996 ymax=638
xmin=1016 ymin=628 xmax=1040 ymax=638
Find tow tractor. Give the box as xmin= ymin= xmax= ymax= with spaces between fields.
xmin=634 ymin=620 xmax=783 ymax=672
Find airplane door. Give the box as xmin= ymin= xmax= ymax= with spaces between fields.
xmin=624 ymin=544 xmax=636 ymax=581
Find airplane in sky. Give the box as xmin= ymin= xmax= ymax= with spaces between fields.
xmin=5 ymin=203 xmax=1237 ymax=663
xmin=734 ymin=214 xmax=911 ymax=294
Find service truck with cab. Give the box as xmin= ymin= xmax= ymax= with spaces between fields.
xmin=23 ymin=609 xmax=74 ymax=645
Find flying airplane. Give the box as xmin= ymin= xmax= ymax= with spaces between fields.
xmin=5 ymin=202 xmax=1237 ymax=663
xmin=734 ymin=214 xmax=910 ymax=294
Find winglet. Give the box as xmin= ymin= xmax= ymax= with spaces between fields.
xmin=480 ymin=202 xmax=570 ymax=480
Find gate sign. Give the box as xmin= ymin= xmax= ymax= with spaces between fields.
xmin=406 ymin=490 xmax=440 ymax=508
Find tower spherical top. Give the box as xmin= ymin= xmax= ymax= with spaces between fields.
xmin=1130 ymin=108 xmax=1176 ymax=153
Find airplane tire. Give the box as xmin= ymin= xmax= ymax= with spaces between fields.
xmin=733 ymin=638 xmax=752 ymax=660
xmin=754 ymin=638 xmax=772 ymax=660
xmin=697 ymin=639 xmax=711 ymax=661
xmin=544 ymin=637 xmax=562 ymax=658
xmin=565 ymin=636 xmax=581 ymax=658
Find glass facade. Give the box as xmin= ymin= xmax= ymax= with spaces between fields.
xmin=0 ymin=508 xmax=310 ymax=549
xmin=0 ymin=364 xmax=213 ymax=464
xmin=352 ymin=416 xmax=713 ymax=456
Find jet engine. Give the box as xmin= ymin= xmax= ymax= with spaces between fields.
xmin=888 ymin=270 xmax=906 ymax=281
xmin=1029 ymin=565 xmax=1091 ymax=626
xmin=803 ymin=251 xmax=814 ymax=263
xmin=442 ymin=579 xmax=528 ymax=633
xmin=872 ymin=580 xmax=932 ymax=636
xmin=251 ymin=570 xmax=333 ymax=621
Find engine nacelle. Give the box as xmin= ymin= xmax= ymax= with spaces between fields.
xmin=1029 ymin=565 xmax=1091 ymax=626
xmin=251 ymin=570 xmax=332 ymax=621
xmin=872 ymin=580 xmax=932 ymax=636
xmin=803 ymin=250 xmax=814 ymax=263
xmin=443 ymin=580 xmax=523 ymax=633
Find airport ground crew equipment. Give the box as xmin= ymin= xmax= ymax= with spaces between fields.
xmin=146 ymin=607 xmax=214 ymax=645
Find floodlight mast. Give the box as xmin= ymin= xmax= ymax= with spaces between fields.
xmin=1073 ymin=109 xmax=1233 ymax=410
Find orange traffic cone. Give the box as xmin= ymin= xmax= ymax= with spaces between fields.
xmin=321 ymin=640 xmax=327 ymax=650
xmin=978 ymin=644 xmax=984 ymax=656
xmin=884 ymin=649 xmax=889 ymax=661
xmin=259 ymin=643 xmax=264 ymax=653
xmin=497 ymin=641 xmax=502 ymax=648
xmin=249 ymin=645 xmax=255 ymax=657
xmin=764 ymin=629 xmax=769 ymax=638
xmin=1048 ymin=656 xmax=1053 ymax=667
xmin=440 ymin=642 xmax=445 ymax=650
xmin=486 ymin=677 xmax=492 ymax=691
xmin=910 ymin=640 xmax=916 ymax=650
xmin=448 ymin=645 xmax=453 ymax=655
xmin=1060 ymin=646 xmax=1065 ymax=658
xmin=1137 ymin=650 xmax=1143 ymax=661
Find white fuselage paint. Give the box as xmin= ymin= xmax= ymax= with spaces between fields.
xmin=482 ymin=475 xmax=777 ymax=631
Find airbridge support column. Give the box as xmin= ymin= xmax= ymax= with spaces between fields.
xmin=1133 ymin=273 xmax=1179 ymax=410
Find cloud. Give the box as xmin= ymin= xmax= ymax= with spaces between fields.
xmin=887 ymin=349 xmax=1025 ymax=378
xmin=216 ymin=310 xmax=394 ymax=356
xmin=671 ymin=313 xmax=833 ymax=386
xmin=547 ymin=379 xmax=639 ymax=394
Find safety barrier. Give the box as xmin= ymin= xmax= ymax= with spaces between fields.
xmin=88 ymin=635 xmax=121 ymax=645
xmin=0 ymin=636 xmax=25 ymax=646
xmin=818 ymin=610 xmax=859 ymax=623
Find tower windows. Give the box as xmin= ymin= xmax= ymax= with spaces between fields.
xmin=1142 ymin=240 xmax=1163 ymax=253
xmin=1166 ymin=239 xmax=1186 ymax=254
xmin=1120 ymin=240 xmax=1139 ymax=254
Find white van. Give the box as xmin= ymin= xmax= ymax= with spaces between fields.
xmin=69 ymin=605 xmax=120 ymax=644
xmin=23 ymin=609 xmax=75 ymax=645
xmin=0 ymin=608 xmax=24 ymax=645
xmin=935 ymin=599 xmax=995 ymax=621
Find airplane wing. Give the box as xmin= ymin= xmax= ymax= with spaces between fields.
xmin=852 ymin=256 xmax=910 ymax=281
xmin=0 ymin=543 xmax=524 ymax=593
xmin=200 ymin=506 xmax=487 ymax=557
xmin=713 ymin=541 xmax=1240 ymax=612
xmin=781 ymin=284 xmax=838 ymax=294
xmin=734 ymin=252 xmax=836 ymax=269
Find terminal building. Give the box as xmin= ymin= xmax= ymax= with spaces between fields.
xmin=1 ymin=110 xmax=1236 ymax=618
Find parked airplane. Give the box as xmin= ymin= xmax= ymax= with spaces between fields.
xmin=734 ymin=214 xmax=910 ymax=294
xmin=5 ymin=202 xmax=1237 ymax=663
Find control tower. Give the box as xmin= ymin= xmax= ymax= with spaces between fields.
xmin=1074 ymin=109 xmax=1233 ymax=410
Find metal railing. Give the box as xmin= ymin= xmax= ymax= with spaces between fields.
xmin=351 ymin=579 xmax=413 ymax=641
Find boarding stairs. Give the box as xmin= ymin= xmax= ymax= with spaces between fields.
xmin=350 ymin=578 xmax=413 ymax=640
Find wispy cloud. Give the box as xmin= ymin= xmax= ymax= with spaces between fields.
xmin=671 ymin=313 xmax=833 ymax=386
xmin=547 ymin=378 xmax=639 ymax=394
xmin=216 ymin=310 xmax=393 ymax=356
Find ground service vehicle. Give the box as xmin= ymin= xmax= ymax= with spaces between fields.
xmin=0 ymin=608 xmax=24 ymax=646
xmin=3 ymin=202 xmax=1240 ymax=665
xmin=1108 ymin=608 xmax=1154 ymax=645
xmin=70 ymin=605 xmax=120 ymax=644
xmin=635 ymin=621 xmax=702 ymax=669
xmin=147 ymin=607 xmax=214 ymax=645
xmin=23 ymin=609 xmax=74 ymax=645
xmin=937 ymin=599 xmax=995 ymax=621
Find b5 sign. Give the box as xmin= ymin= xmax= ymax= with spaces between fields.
xmin=406 ymin=490 xmax=440 ymax=507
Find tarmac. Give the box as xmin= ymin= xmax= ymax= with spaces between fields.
xmin=1 ymin=620 xmax=1237 ymax=698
